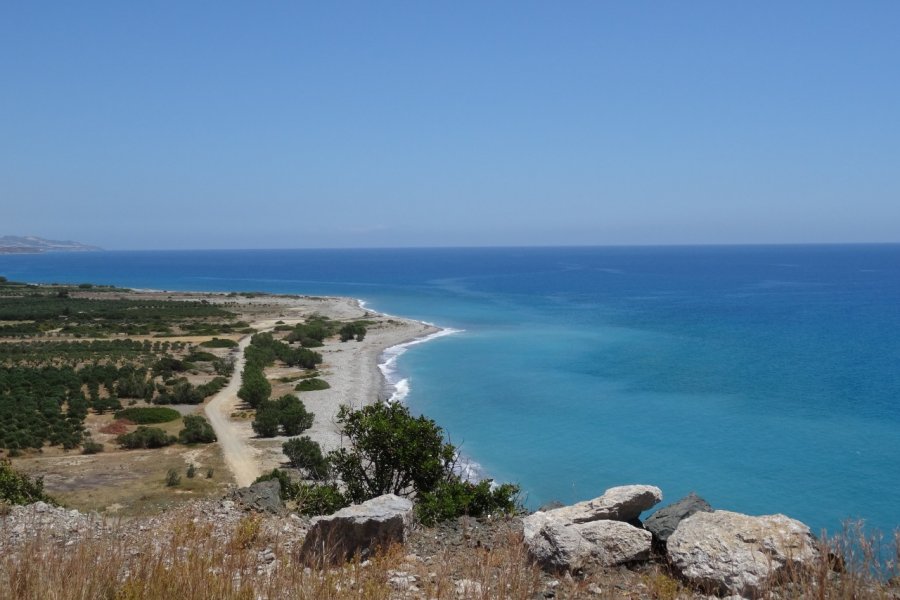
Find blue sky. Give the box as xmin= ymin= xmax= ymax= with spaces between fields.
xmin=2 ymin=2 xmax=899 ymax=249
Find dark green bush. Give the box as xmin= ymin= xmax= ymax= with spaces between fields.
xmin=179 ymin=415 xmax=216 ymax=444
xmin=294 ymin=378 xmax=330 ymax=392
xmin=416 ymin=479 xmax=522 ymax=525
xmin=200 ymin=337 xmax=238 ymax=348
xmin=282 ymin=436 xmax=329 ymax=479
xmin=117 ymin=426 xmax=177 ymax=449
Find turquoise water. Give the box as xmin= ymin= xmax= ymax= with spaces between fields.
xmin=1 ymin=245 xmax=898 ymax=535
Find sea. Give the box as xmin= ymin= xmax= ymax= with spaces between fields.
xmin=1 ymin=245 xmax=898 ymax=536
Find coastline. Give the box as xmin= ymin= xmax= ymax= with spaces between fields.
xmin=207 ymin=292 xmax=456 ymax=481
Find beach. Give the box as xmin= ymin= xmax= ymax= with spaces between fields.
xmin=199 ymin=292 xmax=442 ymax=485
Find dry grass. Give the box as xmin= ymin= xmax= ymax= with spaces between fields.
xmin=1 ymin=512 xmax=898 ymax=600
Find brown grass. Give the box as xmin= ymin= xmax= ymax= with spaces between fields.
xmin=99 ymin=419 xmax=134 ymax=435
xmin=2 ymin=511 xmax=898 ymax=600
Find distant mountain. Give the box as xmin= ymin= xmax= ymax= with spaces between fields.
xmin=0 ymin=235 xmax=102 ymax=254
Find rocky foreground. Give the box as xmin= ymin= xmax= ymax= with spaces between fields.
xmin=1 ymin=483 xmax=897 ymax=600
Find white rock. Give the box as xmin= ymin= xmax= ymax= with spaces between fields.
xmin=667 ymin=510 xmax=819 ymax=597
xmin=527 ymin=518 xmax=652 ymax=571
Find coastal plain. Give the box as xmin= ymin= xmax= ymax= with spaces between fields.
xmin=1 ymin=283 xmax=437 ymax=514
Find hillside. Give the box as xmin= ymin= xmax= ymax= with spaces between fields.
xmin=0 ymin=235 xmax=101 ymax=254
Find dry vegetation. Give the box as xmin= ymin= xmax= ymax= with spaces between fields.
xmin=1 ymin=503 xmax=898 ymax=600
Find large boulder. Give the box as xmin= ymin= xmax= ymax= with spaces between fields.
xmin=523 ymin=485 xmax=662 ymax=540
xmin=229 ymin=479 xmax=283 ymax=514
xmin=300 ymin=494 xmax=414 ymax=564
xmin=528 ymin=518 xmax=652 ymax=571
xmin=522 ymin=485 xmax=661 ymax=571
xmin=667 ymin=510 xmax=819 ymax=597
xmin=644 ymin=492 xmax=712 ymax=546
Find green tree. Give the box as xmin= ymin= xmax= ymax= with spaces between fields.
xmin=251 ymin=403 xmax=280 ymax=437
xmin=238 ymin=368 xmax=271 ymax=408
xmin=328 ymin=402 xmax=456 ymax=503
xmin=276 ymin=394 xmax=314 ymax=436
xmin=282 ymin=436 xmax=329 ymax=479
xmin=179 ymin=415 xmax=217 ymax=444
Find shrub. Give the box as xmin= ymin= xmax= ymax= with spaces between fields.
xmin=186 ymin=463 xmax=197 ymax=478
xmin=251 ymin=395 xmax=313 ymax=438
xmin=339 ymin=322 xmax=367 ymax=342
xmin=117 ymin=426 xmax=177 ymax=449
xmin=238 ymin=368 xmax=271 ymax=409
xmin=0 ymin=459 xmax=55 ymax=505
xmin=328 ymin=402 xmax=455 ymax=503
xmin=282 ymin=436 xmax=329 ymax=479
xmin=200 ymin=337 xmax=238 ymax=348
xmin=165 ymin=468 xmax=181 ymax=487
xmin=416 ymin=479 xmax=522 ymax=526
xmin=114 ymin=406 xmax=181 ymax=424
xmin=81 ymin=440 xmax=104 ymax=455
xmin=295 ymin=482 xmax=348 ymax=516
xmin=294 ymin=378 xmax=330 ymax=392
xmin=179 ymin=415 xmax=216 ymax=444
xmin=206 ymin=468 xmax=214 ymax=479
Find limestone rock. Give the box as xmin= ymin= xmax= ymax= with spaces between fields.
xmin=229 ymin=479 xmax=283 ymax=514
xmin=667 ymin=510 xmax=819 ymax=597
xmin=526 ymin=485 xmax=662 ymax=534
xmin=300 ymin=494 xmax=414 ymax=564
xmin=527 ymin=518 xmax=652 ymax=571
xmin=645 ymin=492 xmax=712 ymax=545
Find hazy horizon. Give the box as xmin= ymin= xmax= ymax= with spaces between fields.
xmin=3 ymin=2 xmax=899 ymax=249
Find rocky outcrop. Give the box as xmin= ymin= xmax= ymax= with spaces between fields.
xmin=229 ymin=479 xmax=283 ymax=514
xmin=528 ymin=517 xmax=652 ymax=570
xmin=522 ymin=485 xmax=661 ymax=571
xmin=667 ymin=510 xmax=819 ymax=597
xmin=644 ymin=492 xmax=712 ymax=546
xmin=300 ymin=494 xmax=414 ymax=564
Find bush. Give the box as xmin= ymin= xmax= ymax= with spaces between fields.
xmin=81 ymin=440 xmax=104 ymax=454
xmin=117 ymin=426 xmax=177 ymax=449
xmin=0 ymin=458 xmax=55 ymax=505
xmin=252 ymin=395 xmax=313 ymax=438
xmin=114 ymin=406 xmax=181 ymax=424
xmin=294 ymin=378 xmax=330 ymax=392
xmin=179 ymin=415 xmax=216 ymax=444
xmin=295 ymin=482 xmax=348 ymax=516
xmin=238 ymin=368 xmax=271 ymax=409
xmin=282 ymin=436 xmax=329 ymax=479
xmin=328 ymin=402 xmax=455 ymax=504
xmin=200 ymin=337 xmax=238 ymax=348
xmin=186 ymin=463 xmax=197 ymax=478
xmin=416 ymin=479 xmax=522 ymax=526
xmin=339 ymin=322 xmax=367 ymax=342
xmin=251 ymin=404 xmax=281 ymax=437
xmin=165 ymin=468 xmax=181 ymax=487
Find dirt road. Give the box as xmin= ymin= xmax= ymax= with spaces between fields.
xmin=204 ymin=334 xmax=260 ymax=487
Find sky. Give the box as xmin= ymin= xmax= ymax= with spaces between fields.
xmin=2 ymin=2 xmax=899 ymax=250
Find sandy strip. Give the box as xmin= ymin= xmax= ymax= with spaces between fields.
xmin=203 ymin=295 xmax=441 ymax=484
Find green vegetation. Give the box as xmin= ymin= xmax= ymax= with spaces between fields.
xmin=114 ymin=406 xmax=181 ymax=424
xmin=282 ymin=436 xmax=329 ymax=479
xmin=165 ymin=468 xmax=181 ymax=487
xmin=200 ymin=337 xmax=238 ymax=348
xmin=416 ymin=479 xmax=523 ymax=526
xmin=0 ymin=458 xmax=55 ymax=505
xmin=252 ymin=395 xmax=313 ymax=438
xmin=294 ymin=378 xmax=330 ymax=392
xmin=339 ymin=322 xmax=367 ymax=342
xmin=117 ymin=426 xmax=177 ymax=449
xmin=179 ymin=415 xmax=217 ymax=444
xmin=0 ymin=294 xmax=234 ymax=338
xmin=295 ymin=402 xmax=521 ymax=522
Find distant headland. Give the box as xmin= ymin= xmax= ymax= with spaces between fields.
xmin=0 ymin=235 xmax=102 ymax=254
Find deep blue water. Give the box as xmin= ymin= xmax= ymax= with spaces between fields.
xmin=1 ymin=245 xmax=898 ymax=535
